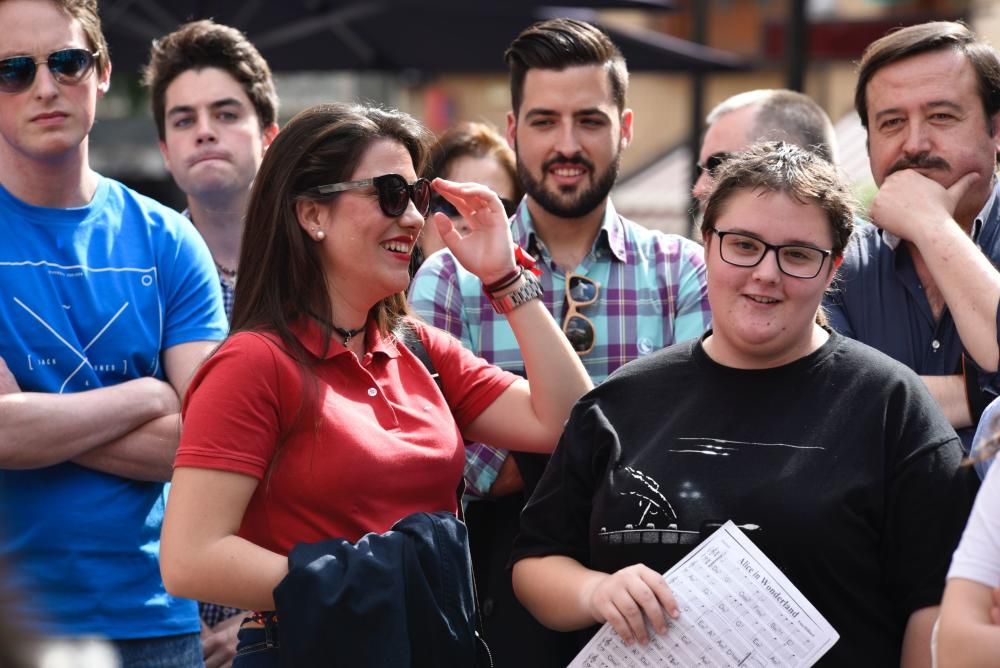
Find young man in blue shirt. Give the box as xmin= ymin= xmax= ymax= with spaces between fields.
xmin=0 ymin=1 xmax=228 ymax=664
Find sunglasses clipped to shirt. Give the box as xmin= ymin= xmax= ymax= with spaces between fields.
xmin=311 ymin=174 xmax=432 ymax=218
xmin=0 ymin=48 xmax=99 ymax=94
xmin=563 ymin=274 xmax=599 ymax=355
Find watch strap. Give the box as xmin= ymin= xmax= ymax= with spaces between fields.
xmin=488 ymin=272 xmax=543 ymax=314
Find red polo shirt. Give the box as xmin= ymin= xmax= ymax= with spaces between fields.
xmin=176 ymin=318 xmax=517 ymax=554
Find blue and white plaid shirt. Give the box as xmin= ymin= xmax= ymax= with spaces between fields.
xmin=408 ymin=198 xmax=711 ymax=495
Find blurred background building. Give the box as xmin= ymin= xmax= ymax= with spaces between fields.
xmin=91 ymin=0 xmax=998 ymax=237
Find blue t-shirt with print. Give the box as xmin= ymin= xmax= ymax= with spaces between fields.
xmin=0 ymin=177 xmax=227 ymax=638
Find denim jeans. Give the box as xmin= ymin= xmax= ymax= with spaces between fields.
xmin=231 ymin=619 xmax=279 ymax=668
xmin=112 ymin=633 xmax=204 ymax=668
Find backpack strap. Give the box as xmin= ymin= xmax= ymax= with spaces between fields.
xmin=399 ymin=321 xmax=493 ymax=667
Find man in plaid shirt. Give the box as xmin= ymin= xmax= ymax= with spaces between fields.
xmin=408 ymin=18 xmax=710 ymax=668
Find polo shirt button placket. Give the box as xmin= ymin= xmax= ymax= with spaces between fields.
xmin=931 ymin=340 xmax=941 ymax=352
xmin=367 ymin=387 xmax=377 ymax=397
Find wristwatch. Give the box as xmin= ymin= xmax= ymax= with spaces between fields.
xmin=488 ymin=271 xmax=543 ymax=314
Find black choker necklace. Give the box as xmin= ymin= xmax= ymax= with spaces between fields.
xmin=333 ymin=324 xmax=365 ymax=346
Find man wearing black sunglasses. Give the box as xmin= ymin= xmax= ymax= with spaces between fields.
xmin=409 ymin=18 xmax=711 ymax=668
xmin=0 ymin=1 xmax=227 ymax=666
xmin=692 ymin=89 xmax=839 ymax=211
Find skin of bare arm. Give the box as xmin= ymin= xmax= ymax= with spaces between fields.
xmin=161 ymin=466 xmax=288 ymax=612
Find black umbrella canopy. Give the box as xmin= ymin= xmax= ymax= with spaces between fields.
xmin=100 ymin=0 xmax=745 ymax=74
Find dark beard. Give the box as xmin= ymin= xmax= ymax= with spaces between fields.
xmin=516 ymin=150 xmax=621 ymax=219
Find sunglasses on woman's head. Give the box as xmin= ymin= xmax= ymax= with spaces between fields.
xmin=311 ymin=173 xmax=432 ymax=218
xmin=0 ymin=48 xmax=99 ymax=94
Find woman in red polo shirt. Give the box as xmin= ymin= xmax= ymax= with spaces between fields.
xmin=159 ymin=103 xmax=591 ymax=665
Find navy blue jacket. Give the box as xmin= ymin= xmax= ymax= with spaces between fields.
xmin=273 ymin=511 xmax=479 ymax=667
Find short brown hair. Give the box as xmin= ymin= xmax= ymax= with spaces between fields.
xmin=855 ymin=21 xmax=1000 ymax=131
xmin=45 ymin=0 xmax=109 ymax=77
xmin=701 ymin=141 xmax=855 ymax=258
xmin=701 ymin=142 xmax=855 ymax=326
xmin=142 ymin=19 xmax=278 ymax=141
xmin=505 ymin=18 xmax=628 ymax=116
xmin=423 ymin=122 xmax=522 ymax=201
xmin=232 ymin=103 xmax=430 ymax=361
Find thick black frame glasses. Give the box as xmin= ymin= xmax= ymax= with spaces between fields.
xmin=563 ymin=274 xmax=599 ymax=355
xmin=431 ymin=194 xmax=518 ymax=219
xmin=697 ymin=151 xmax=734 ymax=177
xmin=710 ymin=229 xmax=832 ymax=279
xmin=312 ymin=174 xmax=431 ymax=218
xmin=0 ymin=48 xmax=100 ymax=94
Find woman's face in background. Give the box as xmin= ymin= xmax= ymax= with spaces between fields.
xmin=419 ymin=154 xmax=518 ymax=258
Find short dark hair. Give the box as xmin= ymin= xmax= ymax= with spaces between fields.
xmin=422 ymin=121 xmax=522 ymax=201
xmin=505 ymin=18 xmax=628 ymax=116
xmin=855 ymin=21 xmax=1000 ymax=131
xmin=232 ymin=103 xmax=430 ymax=361
xmin=142 ymin=19 xmax=279 ymax=141
xmin=701 ymin=141 xmax=855 ymax=258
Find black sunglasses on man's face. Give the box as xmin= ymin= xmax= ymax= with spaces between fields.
xmin=697 ymin=152 xmax=734 ymax=177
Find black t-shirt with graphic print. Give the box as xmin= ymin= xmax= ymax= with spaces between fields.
xmin=513 ymin=332 xmax=977 ymax=667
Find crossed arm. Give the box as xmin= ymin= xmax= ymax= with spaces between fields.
xmin=0 ymin=340 xmax=218 ymax=481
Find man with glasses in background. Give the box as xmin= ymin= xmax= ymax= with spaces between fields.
xmin=692 ymin=89 xmax=839 ymax=212
xmin=408 ymin=18 xmax=709 ymax=668
xmin=0 ymin=1 xmax=227 ymax=665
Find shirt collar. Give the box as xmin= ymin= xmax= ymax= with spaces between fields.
xmin=509 ymin=197 xmax=627 ymax=263
xmin=290 ymin=316 xmax=401 ymax=361
xmin=883 ymin=177 xmax=998 ymax=250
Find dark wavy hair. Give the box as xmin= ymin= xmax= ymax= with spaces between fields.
xmin=142 ymin=19 xmax=279 ymax=141
xmin=505 ymin=18 xmax=628 ymax=116
xmin=230 ymin=102 xmax=430 ymax=363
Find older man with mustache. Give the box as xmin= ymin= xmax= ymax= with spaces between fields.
xmin=824 ymin=21 xmax=1000 ymax=453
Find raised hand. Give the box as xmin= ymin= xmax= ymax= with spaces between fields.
xmin=431 ymin=178 xmax=516 ymax=286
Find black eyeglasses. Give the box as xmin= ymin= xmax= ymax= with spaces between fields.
xmin=697 ymin=152 xmax=734 ymax=177
xmin=710 ymin=229 xmax=833 ymax=279
xmin=311 ymin=174 xmax=431 ymax=218
xmin=0 ymin=48 xmax=100 ymax=94
xmin=563 ymin=274 xmax=599 ymax=355
xmin=430 ymin=194 xmax=518 ymax=219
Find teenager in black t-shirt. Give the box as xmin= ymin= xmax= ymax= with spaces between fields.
xmin=511 ymin=143 xmax=978 ymax=667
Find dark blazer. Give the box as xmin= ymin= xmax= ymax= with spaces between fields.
xmin=273 ymin=511 xmax=478 ymax=668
